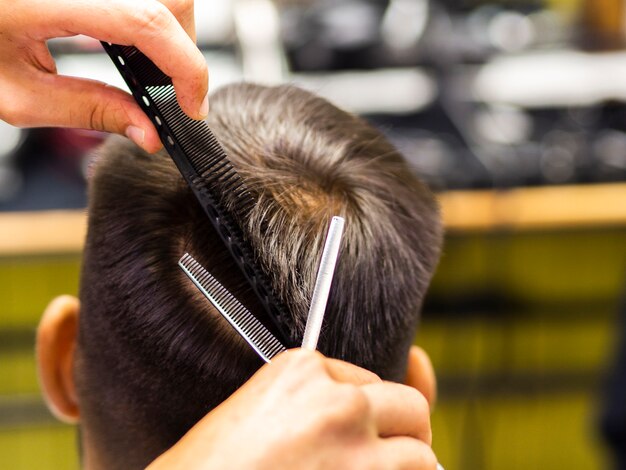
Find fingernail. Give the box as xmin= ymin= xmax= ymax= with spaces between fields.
xmin=199 ymin=93 xmax=209 ymax=119
xmin=125 ymin=126 xmax=145 ymax=147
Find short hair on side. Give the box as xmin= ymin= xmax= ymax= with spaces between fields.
xmin=76 ymin=83 xmax=443 ymax=469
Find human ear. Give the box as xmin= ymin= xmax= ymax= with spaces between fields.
xmin=404 ymin=345 xmax=437 ymax=410
xmin=36 ymin=295 xmax=80 ymax=424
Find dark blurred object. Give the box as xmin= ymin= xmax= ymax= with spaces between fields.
xmin=368 ymin=106 xmax=492 ymax=190
xmin=280 ymin=0 xmax=626 ymax=190
xmin=601 ymin=284 xmax=626 ymax=470
xmin=0 ymin=128 xmax=102 ymax=212
xmin=369 ymin=102 xmax=626 ymax=191
xmin=280 ymin=0 xmax=560 ymax=72
xmin=436 ymin=0 xmax=542 ymax=11
xmin=281 ymin=0 xmax=394 ymax=71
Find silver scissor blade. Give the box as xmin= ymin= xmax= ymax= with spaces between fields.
xmin=178 ymin=253 xmax=286 ymax=362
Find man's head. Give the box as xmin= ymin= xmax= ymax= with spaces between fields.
xmin=37 ymin=83 xmax=443 ymax=469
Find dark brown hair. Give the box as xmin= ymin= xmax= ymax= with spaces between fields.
xmin=76 ymin=83 xmax=442 ymax=469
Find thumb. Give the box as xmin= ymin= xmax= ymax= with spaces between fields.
xmin=35 ymin=74 xmax=162 ymax=152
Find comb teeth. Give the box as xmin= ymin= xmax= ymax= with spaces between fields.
xmin=179 ymin=253 xmax=286 ymax=363
xmin=101 ymin=42 xmax=294 ymax=347
xmin=145 ymin=84 xmax=256 ymax=213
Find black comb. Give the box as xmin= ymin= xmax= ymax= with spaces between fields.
xmin=100 ymin=42 xmax=294 ymax=347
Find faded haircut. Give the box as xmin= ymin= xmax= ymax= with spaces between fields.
xmin=76 ymin=83 xmax=443 ymax=469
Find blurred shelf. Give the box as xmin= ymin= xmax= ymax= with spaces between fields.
xmin=0 ymin=183 xmax=625 ymax=256
xmin=0 ymin=210 xmax=86 ymax=257
xmin=439 ymin=182 xmax=626 ymax=232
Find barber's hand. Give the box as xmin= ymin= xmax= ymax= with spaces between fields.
xmin=147 ymin=349 xmax=438 ymax=470
xmin=0 ymin=0 xmax=208 ymax=152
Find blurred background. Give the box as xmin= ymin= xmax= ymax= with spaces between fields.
xmin=1 ymin=0 xmax=626 ymax=468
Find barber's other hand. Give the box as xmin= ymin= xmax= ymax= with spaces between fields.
xmin=147 ymin=349 xmax=438 ymax=470
xmin=0 ymin=0 xmax=208 ymax=152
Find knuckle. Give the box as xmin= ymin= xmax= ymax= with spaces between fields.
xmin=135 ymin=2 xmax=172 ymax=34
xmin=425 ymin=426 xmax=433 ymax=447
xmin=401 ymin=384 xmax=430 ymax=416
xmin=311 ymin=385 xmax=371 ymax=436
xmin=413 ymin=388 xmax=430 ymax=415
xmin=406 ymin=441 xmax=438 ymax=470
xmin=162 ymin=0 xmax=192 ymax=18
xmin=288 ymin=349 xmax=324 ymax=371
xmin=396 ymin=441 xmax=438 ymax=470
xmin=87 ymin=102 xmax=107 ymax=132
xmin=422 ymin=448 xmax=439 ymax=470
xmin=335 ymin=384 xmax=370 ymax=420
xmin=272 ymin=349 xmax=325 ymax=381
xmin=87 ymin=85 xmax=132 ymax=134
xmin=411 ymin=390 xmax=432 ymax=443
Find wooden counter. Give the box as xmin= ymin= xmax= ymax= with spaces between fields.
xmin=1 ymin=183 xmax=625 ymax=256
xmin=440 ymin=182 xmax=626 ymax=232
